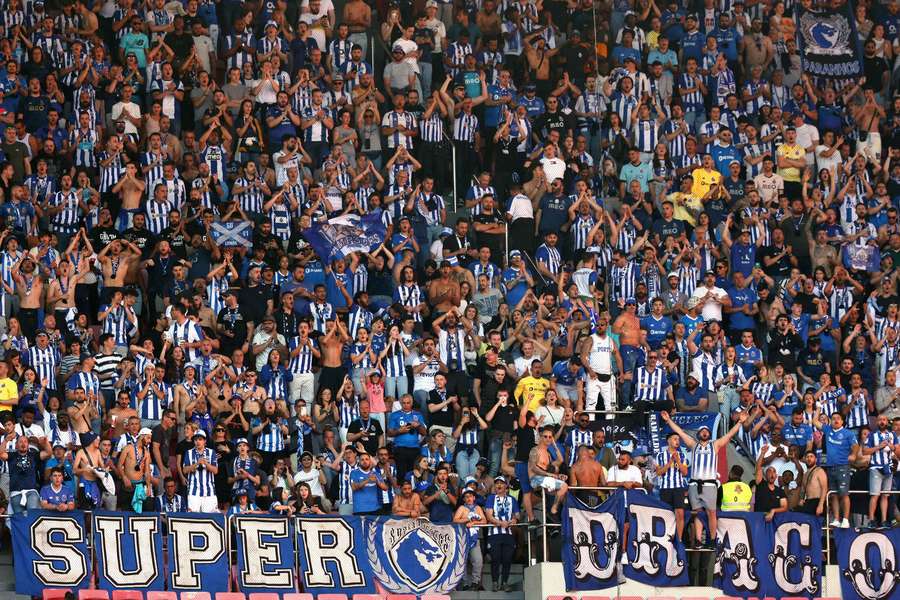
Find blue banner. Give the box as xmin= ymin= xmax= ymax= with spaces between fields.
xmin=366 ymin=517 xmax=475 ymax=594
xmin=714 ymin=511 xmax=822 ymax=599
xmin=835 ymin=527 xmax=900 ymax=600
xmin=623 ymin=491 xmax=689 ymax=588
xmin=305 ymin=213 xmax=387 ymax=263
xmin=166 ymin=512 xmax=230 ymax=593
xmin=562 ymin=492 xmax=626 ymax=591
xmin=94 ymin=512 xmax=165 ymax=591
xmin=795 ymin=0 xmax=863 ymax=79
xmin=295 ymin=515 xmax=375 ymax=594
xmin=11 ymin=511 xmax=91 ymax=596
xmin=649 ymin=412 xmax=720 ymax=454
xmin=233 ymin=515 xmax=297 ymax=594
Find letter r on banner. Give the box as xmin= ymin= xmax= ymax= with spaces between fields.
xmin=297 ymin=518 xmax=366 ymax=587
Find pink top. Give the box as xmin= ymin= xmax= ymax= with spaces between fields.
xmin=366 ymin=381 xmax=386 ymax=412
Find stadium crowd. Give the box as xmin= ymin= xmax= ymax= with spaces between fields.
xmin=0 ymin=0 xmax=900 ymax=587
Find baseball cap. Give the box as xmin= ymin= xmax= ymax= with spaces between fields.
xmin=426 ymin=0 xmax=438 ymax=6
xmin=625 ymin=298 xmax=637 ymax=306
xmin=509 ymin=249 xmax=522 ymax=258
xmin=704 ymin=269 xmax=716 ymax=277
xmin=192 ymin=429 xmax=207 ymax=439
xmin=667 ymin=272 xmax=678 ymax=279
xmin=697 ymin=425 xmax=711 ymax=433
xmin=236 ymin=437 xmax=249 ymax=446
xmin=494 ymin=475 xmax=508 ymax=483
xmin=463 ymin=476 xmax=477 ymax=485
xmin=139 ymin=427 xmax=153 ymax=437
xmin=332 ymin=74 xmax=344 ymax=82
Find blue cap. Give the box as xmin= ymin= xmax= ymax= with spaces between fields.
xmin=625 ymin=298 xmax=637 ymax=306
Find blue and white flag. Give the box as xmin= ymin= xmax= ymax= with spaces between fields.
xmin=210 ymin=221 xmax=254 ymax=248
xmin=233 ymin=515 xmax=297 ymax=594
xmin=11 ymin=511 xmax=91 ymax=596
xmin=365 ymin=517 xmax=475 ymax=594
xmin=623 ymin=490 xmax=689 ymax=588
xmin=305 ymin=213 xmax=387 ymax=262
xmin=295 ymin=515 xmax=375 ymax=595
xmin=562 ymin=492 xmax=626 ymax=591
xmin=649 ymin=411 xmax=720 ymax=454
xmin=94 ymin=512 xmax=164 ymax=590
xmin=835 ymin=527 xmax=900 ymax=600
xmin=166 ymin=512 xmax=230 ymax=593
xmin=795 ymin=0 xmax=863 ymax=79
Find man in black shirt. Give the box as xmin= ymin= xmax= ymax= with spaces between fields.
xmin=758 ymin=227 xmax=796 ymax=280
xmin=216 ymin=290 xmax=249 ymax=355
xmin=346 ymin=400 xmax=384 ymax=455
xmin=754 ymin=463 xmax=788 ymax=521
xmin=427 ymin=373 xmax=460 ymax=447
xmin=472 ymin=195 xmax=506 ymax=261
xmin=482 ymin=386 xmax=517 ymax=475
xmin=123 ymin=213 xmax=158 ymax=260
xmin=158 ymin=209 xmax=190 ymax=259
xmin=768 ymin=314 xmax=803 ymax=372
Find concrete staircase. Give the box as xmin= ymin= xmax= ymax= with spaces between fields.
xmin=451 ymin=563 xmax=526 ymax=600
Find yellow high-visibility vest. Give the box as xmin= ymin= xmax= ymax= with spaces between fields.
xmin=721 ymin=480 xmax=752 ymax=511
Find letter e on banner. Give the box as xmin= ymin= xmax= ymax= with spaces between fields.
xmin=234 ymin=516 xmax=296 ymax=592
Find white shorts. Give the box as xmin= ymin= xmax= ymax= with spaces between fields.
xmin=530 ymin=475 xmax=565 ymax=492
xmin=188 ymin=494 xmax=219 ymax=513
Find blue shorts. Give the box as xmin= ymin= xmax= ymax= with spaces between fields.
xmin=515 ymin=462 xmax=532 ymax=493
xmin=828 ymin=465 xmax=852 ymax=496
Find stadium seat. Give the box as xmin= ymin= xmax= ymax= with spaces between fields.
xmin=180 ymin=593 xmax=211 ymax=600
xmin=353 ymin=595 xmax=386 ymax=600
xmin=385 ymin=594 xmax=415 ymax=600
xmin=318 ymin=594 xmax=348 ymax=600
xmin=112 ymin=591 xmax=143 ymax=600
xmin=42 ymin=589 xmax=71 ymax=600
xmin=579 ymin=595 xmax=612 ymax=600
xmin=147 ymin=593 xmax=178 ymax=600
xmin=78 ymin=591 xmax=110 ymax=600
xmin=214 ymin=594 xmax=246 ymax=600
xmin=421 ymin=594 xmax=450 ymax=600
xmin=282 ymin=595 xmax=313 ymax=600
xmin=248 ymin=594 xmax=280 ymax=600
xmin=546 ymin=595 xmax=570 ymax=600
xmin=648 ymin=596 xmax=677 ymax=600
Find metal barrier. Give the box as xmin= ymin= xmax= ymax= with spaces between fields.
xmin=822 ymin=488 xmax=900 ymax=562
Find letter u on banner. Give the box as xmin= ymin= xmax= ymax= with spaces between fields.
xmin=166 ymin=512 xmax=230 ymax=593
xmin=11 ymin=511 xmax=91 ymax=597
xmin=94 ymin=511 xmax=165 ymax=590
xmin=233 ymin=515 xmax=297 ymax=594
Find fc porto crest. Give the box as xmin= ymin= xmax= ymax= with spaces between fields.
xmin=799 ymin=10 xmax=852 ymax=56
xmin=366 ymin=518 xmax=471 ymax=594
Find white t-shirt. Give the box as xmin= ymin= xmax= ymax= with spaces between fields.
xmin=795 ymin=123 xmax=819 ymax=163
xmin=111 ymin=101 xmax=142 ymax=135
xmin=607 ymin=464 xmax=643 ymax=485
xmin=690 ymin=285 xmax=729 ymax=321
xmin=293 ymin=467 xmax=325 ymax=497
xmin=540 ymin=157 xmax=566 ymax=182
xmin=412 ymin=354 xmax=441 ymax=392
xmin=815 ymin=145 xmax=841 ymax=178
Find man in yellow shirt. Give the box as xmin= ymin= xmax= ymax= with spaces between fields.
xmin=667 ymin=176 xmax=704 ymax=227
xmin=514 ymin=360 xmax=551 ymax=411
xmin=776 ymin=126 xmax=807 ymax=199
xmin=0 ymin=362 xmax=17 ymax=411
xmin=690 ymin=154 xmax=721 ymax=199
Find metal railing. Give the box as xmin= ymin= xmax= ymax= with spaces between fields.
xmin=822 ymin=488 xmax=900 ymax=561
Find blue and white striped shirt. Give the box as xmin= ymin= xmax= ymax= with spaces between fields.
xmin=655 ymin=447 xmax=688 ymax=489
xmin=184 ymin=447 xmax=217 ymax=496
xmin=633 ymin=365 xmax=669 ymax=401
xmin=689 ymin=442 xmax=717 ymax=481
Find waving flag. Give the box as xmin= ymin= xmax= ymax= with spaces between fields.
xmin=795 ymin=0 xmax=863 ymax=79
xmin=306 ymin=213 xmax=387 ymax=262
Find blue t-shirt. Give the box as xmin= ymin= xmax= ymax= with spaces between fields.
xmin=40 ymin=483 xmax=74 ymax=507
xmin=388 ymin=410 xmax=424 ymax=448
xmin=782 ymin=422 xmax=813 ymax=448
xmin=551 ymin=360 xmax=585 ymax=387
xmin=729 ymin=242 xmax=756 ymax=278
xmin=727 ymin=286 xmax=758 ymax=332
xmin=676 ymin=386 xmax=705 ymax=408
xmin=349 ymin=467 xmax=383 ymax=513
xmin=640 ymin=315 xmax=673 ymax=349
xmin=823 ymin=425 xmax=857 ymax=466
xmin=735 ymin=344 xmax=762 ymax=378
xmin=537 ymin=194 xmax=573 ymax=234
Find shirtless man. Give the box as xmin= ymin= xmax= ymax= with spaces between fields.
xmin=428 ymin=261 xmax=462 ymax=314
xmin=392 ymin=479 xmax=425 ymax=517
xmin=342 ymin=0 xmax=371 ymax=53
xmin=111 ymin=162 xmax=147 ymax=230
xmin=851 ymin=82 xmax=886 ymax=163
xmin=67 ymin=385 xmax=99 ymax=435
xmin=46 ymin=258 xmax=86 ymax=327
xmin=11 ymin=255 xmax=43 ymax=339
xmin=569 ymin=444 xmax=606 ymax=506
xmin=73 ymin=432 xmax=106 ymax=508
xmin=320 ymin=318 xmax=350 ymax=397
xmin=98 ymin=238 xmax=140 ymax=302
xmin=612 ymin=299 xmax=641 ymax=406
xmin=527 ymin=424 xmax=569 ymax=519
xmin=798 ymin=449 xmax=827 ymax=516
xmin=120 ymin=427 xmax=152 ymax=508
xmin=107 ymin=394 xmax=139 ymax=440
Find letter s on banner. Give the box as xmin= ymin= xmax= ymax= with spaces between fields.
xmin=94 ymin=512 xmax=164 ymax=590
xmin=167 ymin=513 xmax=229 ymax=593
xmin=296 ymin=517 xmax=372 ymax=593
xmin=11 ymin=511 xmax=91 ymax=596
xmin=233 ymin=516 xmax=296 ymax=593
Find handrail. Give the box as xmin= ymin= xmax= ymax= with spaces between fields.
xmin=822 ymin=488 xmax=900 ymax=561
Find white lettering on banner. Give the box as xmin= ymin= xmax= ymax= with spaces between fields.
xmin=568 ymin=508 xmax=619 ymax=581
xmin=628 ymin=504 xmax=684 ymax=577
xmin=769 ymin=521 xmax=819 ymax=596
xmin=234 ymin=518 xmax=294 ymax=589
xmin=95 ymin=515 xmax=160 ymax=587
xmin=167 ymin=517 xmax=226 ymax=590
xmin=297 ymin=518 xmax=365 ymax=587
xmin=30 ymin=516 xmax=88 ymax=586
xmin=715 ymin=517 xmax=760 ymax=592
xmin=843 ymin=532 xmax=899 ymax=600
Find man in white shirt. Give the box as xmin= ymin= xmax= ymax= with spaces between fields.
xmin=690 ymin=270 xmax=731 ymax=321
xmin=540 ymin=145 xmax=566 ymax=183
xmin=110 ymin=84 xmax=142 ymax=135
xmin=606 ymin=449 xmax=644 ymax=488
xmin=791 ymin=111 xmax=819 ymax=167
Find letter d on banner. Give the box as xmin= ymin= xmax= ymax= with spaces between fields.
xmin=11 ymin=511 xmax=90 ymax=596
xmin=167 ymin=513 xmax=230 ymax=593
